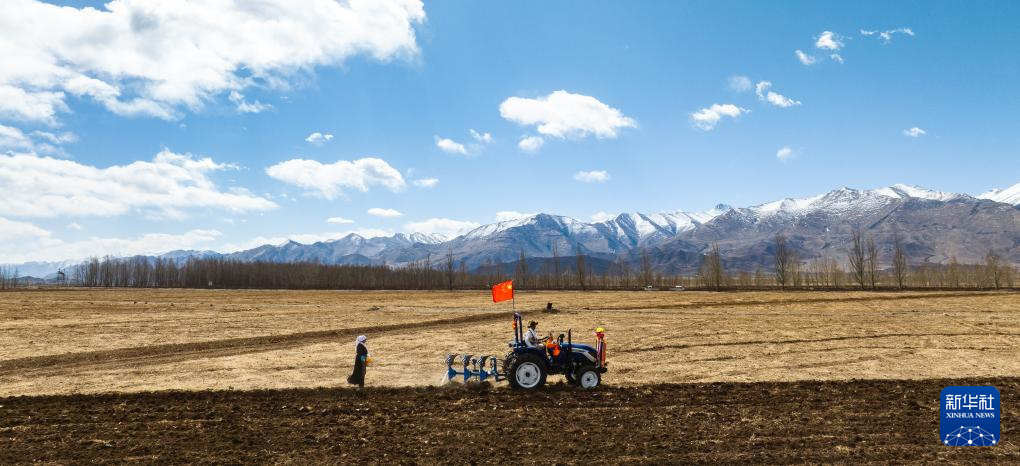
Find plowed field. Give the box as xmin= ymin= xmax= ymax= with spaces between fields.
xmin=2 ymin=379 xmax=1017 ymax=464
xmin=1 ymin=289 xmax=1017 ymax=463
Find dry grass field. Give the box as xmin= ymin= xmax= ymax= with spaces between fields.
xmin=2 ymin=289 xmax=1019 ymax=463
xmin=1 ymin=289 xmax=1018 ymax=396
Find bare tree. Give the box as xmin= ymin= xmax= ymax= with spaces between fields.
xmin=830 ymin=258 xmax=845 ymax=288
xmin=866 ymin=237 xmax=879 ymax=289
xmin=985 ymin=250 xmax=1003 ymax=289
xmin=947 ymin=257 xmax=961 ymax=288
xmin=0 ymin=266 xmax=14 ymax=289
xmin=614 ymin=256 xmax=631 ymax=289
xmin=892 ymin=231 xmax=908 ymax=289
xmin=847 ymin=228 xmax=867 ymax=289
xmin=640 ymin=247 xmax=653 ymax=286
xmin=575 ymin=246 xmax=587 ymax=290
xmin=445 ymin=249 xmax=455 ymax=290
xmin=790 ymin=251 xmax=802 ymax=287
xmin=423 ymin=253 xmax=432 ymax=290
xmin=551 ymin=243 xmax=561 ymax=289
xmin=774 ymin=234 xmax=790 ymax=289
xmin=700 ymin=243 xmax=724 ymax=291
xmin=515 ymin=249 xmax=528 ymax=290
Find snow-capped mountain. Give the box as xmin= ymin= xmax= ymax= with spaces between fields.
xmin=225 ymin=232 xmax=447 ymax=264
xmin=979 ymin=182 xmax=1020 ymax=206
xmin=0 ymin=259 xmax=80 ymax=278
xmin=12 ymin=182 xmax=1020 ymax=276
xmin=213 ymin=183 xmax=1014 ymax=271
xmin=593 ymin=208 xmax=725 ymax=247
xmin=739 ymin=184 xmax=965 ymax=222
xmin=654 ymin=184 xmax=1016 ymax=272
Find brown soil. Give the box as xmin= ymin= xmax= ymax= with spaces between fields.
xmin=3 ymin=290 xmax=1019 ymax=396
xmin=2 ymin=378 xmax=1016 ymax=464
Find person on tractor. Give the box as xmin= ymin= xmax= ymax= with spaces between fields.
xmin=545 ymin=336 xmax=561 ymax=358
xmin=524 ymin=320 xmax=547 ymax=348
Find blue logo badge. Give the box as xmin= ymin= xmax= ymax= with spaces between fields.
xmin=940 ymin=386 xmax=1000 ymax=446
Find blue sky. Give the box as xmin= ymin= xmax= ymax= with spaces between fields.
xmin=0 ymin=0 xmax=1018 ymax=262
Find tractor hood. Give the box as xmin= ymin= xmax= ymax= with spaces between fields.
xmin=564 ymin=343 xmax=597 ymax=354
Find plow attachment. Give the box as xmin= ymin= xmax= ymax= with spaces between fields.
xmin=445 ymin=353 xmax=504 ymax=383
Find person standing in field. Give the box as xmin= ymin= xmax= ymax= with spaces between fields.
xmin=347 ymin=335 xmax=369 ymax=388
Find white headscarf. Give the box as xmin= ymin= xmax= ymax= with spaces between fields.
xmin=356 ymin=335 xmax=367 ymax=348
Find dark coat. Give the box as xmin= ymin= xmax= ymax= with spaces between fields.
xmin=347 ymin=342 xmax=368 ymax=387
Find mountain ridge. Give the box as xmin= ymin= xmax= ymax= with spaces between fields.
xmin=7 ymin=183 xmax=1019 ymax=276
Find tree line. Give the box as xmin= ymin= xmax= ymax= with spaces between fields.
xmin=706 ymin=229 xmax=1017 ymax=290
xmin=0 ymin=266 xmax=20 ymax=290
xmin=1 ymin=235 xmax=1016 ymax=291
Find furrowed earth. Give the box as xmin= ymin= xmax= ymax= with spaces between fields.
xmin=1 ymin=289 xmax=1018 ymax=463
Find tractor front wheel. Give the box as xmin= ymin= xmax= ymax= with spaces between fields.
xmin=510 ymin=354 xmax=547 ymax=390
xmin=574 ymin=365 xmax=601 ymax=389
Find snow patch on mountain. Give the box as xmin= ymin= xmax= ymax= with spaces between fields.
xmin=979 ymin=182 xmax=1020 ymax=206
xmin=735 ymin=184 xmax=968 ymax=223
xmin=878 ymin=184 xmax=962 ymax=202
xmin=462 ymin=214 xmax=598 ymax=240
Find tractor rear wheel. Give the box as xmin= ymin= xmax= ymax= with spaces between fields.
xmin=510 ymin=354 xmax=547 ymax=390
xmin=574 ymin=365 xmax=601 ymax=389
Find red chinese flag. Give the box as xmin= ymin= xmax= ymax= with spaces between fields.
xmin=491 ymin=280 xmax=514 ymax=303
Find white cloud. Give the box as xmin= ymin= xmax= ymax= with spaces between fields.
xmin=0 ymin=124 xmax=35 ymax=151
xmin=776 ymin=146 xmax=795 ymax=162
xmin=228 ymin=91 xmax=271 ymax=114
xmin=403 ymin=218 xmax=480 ymax=237
xmin=0 ymin=228 xmax=222 ymax=264
xmin=435 ymin=137 xmax=469 ymax=155
xmin=266 ymin=157 xmax=406 ymax=200
xmin=0 ymin=86 xmax=67 ymax=124
xmin=861 ymin=28 xmax=915 ymax=43
xmin=31 ymin=130 xmax=76 ymax=145
xmin=0 ymin=217 xmax=50 ymax=242
xmin=590 ymin=211 xmax=616 ymax=223
xmin=367 ymin=207 xmax=403 ymax=218
xmin=795 ymin=50 xmax=817 ymax=66
xmin=0 ymin=0 xmax=425 ymax=124
xmin=830 ymin=54 xmax=845 ymax=64
xmin=412 ymin=178 xmax=438 ymax=188
xmin=437 ymin=129 xmax=494 ymax=156
xmin=690 ymin=104 xmax=749 ymax=131
xmin=305 ymin=132 xmax=334 ymax=146
xmin=495 ymin=211 xmax=536 ymax=222
xmin=903 ymin=127 xmax=927 ymax=138
xmin=574 ymin=170 xmax=610 ymax=183
xmin=0 ymin=124 xmax=74 ymax=155
xmin=815 ymin=31 xmax=844 ymax=50
xmin=518 ymin=135 xmax=545 ymax=152
xmin=755 ymin=81 xmax=801 ymax=108
xmin=326 ymin=217 xmax=355 ymax=224
xmin=67 ymin=222 xmax=82 ymax=231
xmin=470 ymin=129 xmax=493 ymax=144
xmin=500 ymin=90 xmax=636 ymax=139
xmin=728 ymin=75 xmax=752 ymax=92
xmin=0 ymin=149 xmax=276 ymax=219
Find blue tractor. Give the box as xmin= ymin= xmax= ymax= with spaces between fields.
xmin=446 ymin=313 xmax=607 ymax=390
